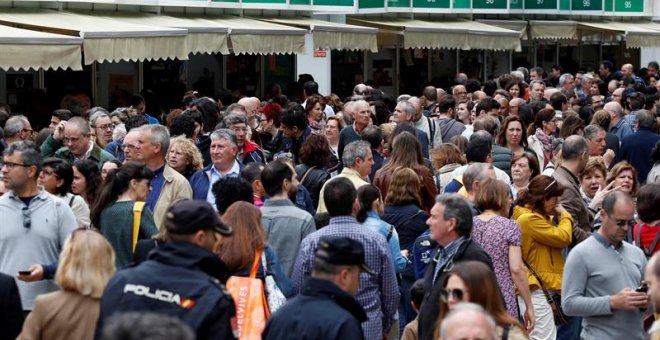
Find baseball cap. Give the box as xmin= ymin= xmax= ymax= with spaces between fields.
xmin=315 ymin=236 xmax=375 ymax=275
xmin=164 ymin=199 xmax=233 ymax=236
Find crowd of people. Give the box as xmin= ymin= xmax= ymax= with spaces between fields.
xmin=0 ymin=60 xmax=660 ymax=340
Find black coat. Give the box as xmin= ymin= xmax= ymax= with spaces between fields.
xmin=296 ymin=164 xmax=331 ymax=209
xmin=417 ymin=239 xmax=494 ymax=340
xmin=262 ymin=278 xmax=367 ymax=340
xmin=97 ymin=242 xmax=236 ymax=340
xmin=382 ymin=204 xmax=429 ymax=252
xmin=0 ymin=273 xmax=23 ymax=340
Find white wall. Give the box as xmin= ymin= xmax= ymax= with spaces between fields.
xmin=296 ymin=33 xmax=332 ymax=96
xmin=641 ymin=48 xmax=660 ymax=68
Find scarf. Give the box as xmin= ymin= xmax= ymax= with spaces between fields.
xmin=535 ymin=128 xmax=553 ymax=164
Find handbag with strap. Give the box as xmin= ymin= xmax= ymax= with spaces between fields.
xmin=132 ymin=201 xmax=145 ymax=253
xmin=524 ymin=260 xmax=569 ymax=325
xmin=226 ymin=250 xmax=270 ymax=340
xmin=261 ymin=250 xmax=287 ymax=313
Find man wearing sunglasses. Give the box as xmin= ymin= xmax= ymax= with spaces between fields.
xmin=0 ymin=141 xmax=77 ymax=319
xmin=562 ymin=191 xmax=648 ymax=340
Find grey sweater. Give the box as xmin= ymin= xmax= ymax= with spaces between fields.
xmin=562 ymin=234 xmax=647 ymax=340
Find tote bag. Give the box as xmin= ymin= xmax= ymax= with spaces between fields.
xmin=226 ymin=250 xmax=270 ymax=340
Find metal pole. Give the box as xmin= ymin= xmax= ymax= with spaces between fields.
xmin=532 ymin=42 xmax=537 ymax=67
xmin=456 ymin=49 xmax=460 ymax=75
xmin=138 ymin=61 xmax=144 ymax=92
xmin=509 ymin=50 xmax=513 ymax=72
xmin=92 ymin=62 xmax=98 ymax=104
xmin=483 ymin=51 xmax=487 ymax=81
xmin=555 ymin=42 xmax=560 ymax=65
xmin=395 ymin=47 xmax=400 ymax=95
xmin=38 ymin=69 xmax=45 ymax=89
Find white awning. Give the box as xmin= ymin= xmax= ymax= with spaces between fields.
xmin=579 ymin=21 xmax=660 ymax=48
xmin=0 ymin=10 xmax=189 ymax=65
xmin=349 ymin=18 xmax=521 ymax=51
xmin=0 ymin=25 xmax=82 ymax=71
xmin=205 ymin=16 xmax=306 ymax=55
xmin=92 ymin=13 xmax=230 ymax=55
xmin=529 ymin=20 xmax=578 ymax=40
xmin=477 ymin=20 xmax=528 ymax=40
xmin=264 ymin=17 xmax=378 ymax=52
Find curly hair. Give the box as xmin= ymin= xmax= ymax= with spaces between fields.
xmin=430 ymin=143 xmax=466 ymax=170
xmin=299 ymin=134 xmax=332 ymax=167
xmin=168 ymin=136 xmax=204 ymax=178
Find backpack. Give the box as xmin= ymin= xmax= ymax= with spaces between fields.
xmin=635 ymin=224 xmax=660 ymax=258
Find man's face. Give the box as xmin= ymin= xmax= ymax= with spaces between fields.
xmin=582 ymin=80 xmax=593 ymax=95
xmin=443 ymin=312 xmax=494 ymax=340
xmin=345 ymin=265 xmax=361 ymax=297
xmin=354 ymin=149 xmax=374 ymax=178
xmin=591 ymin=95 xmax=604 ymax=110
xmin=532 ymin=83 xmax=545 ymax=100
xmin=210 ymin=138 xmax=237 ymax=169
xmin=612 ymin=89 xmax=624 ymax=103
xmin=530 ymin=71 xmax=539 ymax=81
xmin=622 ymin=66 xmax=632 ymax=78
xmin=94 ymin=116 xmax=114 ymax=145
xmin=137 ymin=130 xmax=160 ymax=162
xmin=279 ymin=123 xmax=298 ymax=139
xmin=229 ymin=123 xmax=247 ymax=147
xmin=64 ymin=124 xmax=91 ymax=158
xmin=453 ymin=86 xmax=467 ymax=101
xmin=122 ymin=131 xmax=144 ymax=162
xmin=563 ymin=78 xmax=575 ymax=92
xmin=135 ymin=101 xmax=146 ymax=114
xmin=354 ymin=103 xmax=371 ymax=128
xmin=586 ymin=130 xmax=606 ymax=156
xmin=551 ymin=68 xmax=561 ymax=77
xmin=509 ymin=100 xmax=520 ymax=116
xmin=599 ymin=64 xmax=609 ymax=77
xmin=2 ymin=152 xmax=35 ymax=191
xmin=392 ymin=102 xmax=409 ymax=124
xmin=600 ymin=200 xmax=635 ymax=246
xmin=49 ymin=116 xmax=61 ymax=129
xmin=426 ymin=203 xmax=455 ymax=245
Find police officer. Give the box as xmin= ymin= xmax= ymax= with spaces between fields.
xmin=96 ymin=199 xmax=237 ymax=340
xmin=262 ymin=236 xmax=370 ymax=340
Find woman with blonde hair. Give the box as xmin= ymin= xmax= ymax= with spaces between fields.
xmin=219 ymin=201 xmax=292 ymax=297
xmin=430 ymin=143 xmax=466 ymax=192
xmin=18 ymin=229 xmax=116 ymax=340
xmin=168 ymin=135 xmax=204 ymax=179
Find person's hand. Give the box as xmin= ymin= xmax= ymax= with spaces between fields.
xmin=555 ymin=202 xmax=567 ymax=215
xmin=603 ymin=149 xmax=615 ymax=167
xmin=523 ymin=305 xmax=536 ymax=332
xmin=401 ymin=249 xmax=409 ymax=258
xmin=609 ymin=288 xmax=648 ymax=310
xmin=53 ymin=121 xmax=67 ymax=141
xmin=16 ymin=264 xmax=44 ymax=282
xmin=589 ymin=181 xmax=622 ymax=211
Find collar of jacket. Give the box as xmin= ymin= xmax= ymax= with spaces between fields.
xmin=147 ymin=241 xmax=230 ymax=283
xmin=243 ymin=139 xmax=261 ymax=154
xmin=302 ymin=277 xmax=368 ymax=322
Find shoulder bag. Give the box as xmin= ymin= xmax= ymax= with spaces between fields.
xmin=132 ymin=201 xmax=145 ymax=253
xmin=226 ymin=250 xmax=270 ymax=339
xmin=524 ymin=260 xmax=569 ymax=325
xmin=261 ymin=250 xmax=287 ymax=313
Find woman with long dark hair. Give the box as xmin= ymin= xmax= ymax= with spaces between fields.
xmin=90 ymin=162 xmax=157 ymax=269
xmin=39 ymin=157 xmax=90 ymax=228
xmin=71 ymin=159 xmax=101 ymax=206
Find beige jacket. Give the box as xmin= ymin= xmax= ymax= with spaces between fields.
xmin=152 ymin=165 xmax=193 ymax=229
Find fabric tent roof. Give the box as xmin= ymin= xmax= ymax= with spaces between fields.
xmin=529 ymin=20 xmax=578 ymax=40
xmin=579 ymin=21 xmax=660 ymax=48
xmin=349 ymin=18 xmax=521 ymax=51
xmin=264 ymin=17 xmax=378 ymax=52
xmin=0 ymin=24 xmax=82 ymax=71
xmin=477 ymin=20 xmax=528 ymax=40
xmin=0 ymin=9 xmax=188 ymax=65
xmin=205 ymin=16 xmax=306 ymax=55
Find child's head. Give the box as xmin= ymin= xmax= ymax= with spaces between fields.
xmin=410 ymin=279 xmax=425 ymax=312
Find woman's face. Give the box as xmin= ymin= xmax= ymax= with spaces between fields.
xmin=168 ymin=146 xmax=188 ymax=173
xmin=456 ymin=103 xmax=469 ymax=123
xmin=581 ymin=170 xmax=606 ymax=198
xmin=133 ymin=179 xmax=152 ymax=201
xmin=591 ymin=83 xmax=600 ymax=96
xmin=509 ymin=84 xmax=520 ymax=98
xmin=444 ymin=275 xmax=470 ymax=310
xmin=324 ymin=119 xmax=340 ymax=141
xmin=71 ymin=167 xmax=87 ymax=195
xmin=511 ymin=157 xmax=532 ymax=184
xmin=101 ymin=162 xmax=119 ymax=181
xmin=310 ymin=103 xmax=324 ymax=122
xmin=38 ymin=166 xmax=60 ymax=194
xmin=542 ymin=117 xmax=558 ymax=134
xmin=543 ymin=196 xmax=559 ymax=215
xmin=470 ymin=106 xmax=477 ymax=124
xmin=505 ymin=121 xmax=523 ymax=147
xmin=613 ymin=169 xmax=635 ymax=194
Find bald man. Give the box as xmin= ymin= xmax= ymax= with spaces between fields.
xmin=603 ymin=101 xmax=633 ymax=141
xmin=621 ymin=63 xmax=645 ymax=86
xmin=237 ymin=97 xmax=261 ymax=130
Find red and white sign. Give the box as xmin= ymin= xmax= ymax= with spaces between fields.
xmin=313 ymin=48 xmax=327 ymax=58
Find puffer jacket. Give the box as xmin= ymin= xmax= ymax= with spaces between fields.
xmin=512 ymin=205 xmax=572 ymax=291
xmin=491 ymin=144 xmax=512 ymax=178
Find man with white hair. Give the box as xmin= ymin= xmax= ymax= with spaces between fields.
xmin=603 ymin=101 xmax=634 ymax=141
xmin=3 ymin=115 xmax=34 ymax=145
xmin=440 ymin=303 xmax=498 ymax=340
xmin=559 ymin=73 xmax=575 ymax=93
xmin=452 ymin=85 xmax=468 ymax=102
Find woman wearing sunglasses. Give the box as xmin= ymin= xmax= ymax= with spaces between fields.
xmin=512 ymin=175 xmax=573 ymax=340
xmin=437 ymin=261 xmax=528 ymax=339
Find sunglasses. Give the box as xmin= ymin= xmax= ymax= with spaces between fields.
xmin=614 ymin=219 xmax=637 ymax=228
xmin=22 ymin=206 xmax=31 ymax=229
xmin=440 ymin=288 xmax=466 ymax=302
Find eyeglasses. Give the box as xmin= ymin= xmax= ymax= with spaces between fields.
xmin=2 ymin=161 xmax=31 ymax=170
xmin=20 ymin=128 xmax=35 ymax=135
xmin=614 ymin=219 xmax=637 ymax=228
xmin=22 ymin=206 xmax=31 ymax=229
xmin=544 ymin=179 xmax=557 ymax=192
xmin=440 ymin=288 xmax=466 ymax=302
xmin=122 ymin=144 xmax=141 ymax=151
xmin=95 ymin=123 xmax=116 ymax=131
xmin=40 ymin=169 xmax=59 ymax=178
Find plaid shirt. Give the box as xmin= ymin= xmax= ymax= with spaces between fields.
xmin=432 ymin=236 xmax=466 ymax=286
xmin=292 ymin=216 xmax=400 ymax=340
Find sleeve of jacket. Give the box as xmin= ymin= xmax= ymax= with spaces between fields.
xmin=336 ymin=317 xmax=367 ymax=340
xmin=198 ymin=294 xmax=238 ymax=340
xmin=72 ymin=195 xmax=91 ymax=228
xmin=388 ymin=229 xmax=408 ymax=273
xmin=291 ymin=238 xmax=314 ymax=295
xmin=40 ymin=134 xmax=62 ymax=157
xmin=517 ymin=212 xmax=573 ymax=248
xmin=378 ymin=239 xmax=400 ymax=335
xmin=17 ymin=296 xmax=44 ymax=340
xmin=139 ymin=207 xmax=159 ymax=239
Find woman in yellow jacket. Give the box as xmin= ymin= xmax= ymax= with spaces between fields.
xmin=512 ymin=175 xmax=573 ymax=340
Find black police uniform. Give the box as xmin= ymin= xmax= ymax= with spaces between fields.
xmin=96 ymin=242 xmax=236 ymax=340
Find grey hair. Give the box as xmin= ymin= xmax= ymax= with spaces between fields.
xmin=90 ymin=109 xmax=111 ymax=128
xmin=435 ymin=193 xmax=473 ymax=237
xmin=342 ymin=140 xmax=371 ymax=168
xmin=138 ymin=125 xmax=170 ymax=157
xmin=68 ymin=117 xmax=91 ymax=135
xmin=4 ymin=141 xmax=42 ymax=174
xmin=440 ymin=303 xmax=497 ymax=340
xmin=582 ymin=73 xmax=594 ymax=82
xmin=223 ymin=113 xmax=248 ymax=127
xmin=210 ymin=128 xmax=237 ymax=147
xmin=562 ymin=135 xmax=588 ymax=161
xmin=510 ymin=70 xmax=524 ymax=82
xmin=397 ymin=94 xmax=412 ymax=102
xmin=558 ymin=73 xmax=574 ymax=87
xmin=4 ymin=115 xmax=29 ymax=137
xmin=110 ymin=107 xmax=129 ymax=123
xmin=529 ymin=80 xmax=545 ymax=89
xmin=463 ymin=163 xmax=493 ymax=194
xmin=583 ymin=124 xmax=604 ymax=141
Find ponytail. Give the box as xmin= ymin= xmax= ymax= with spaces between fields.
xmin=356 ymin=185 xmax=382 ymax=224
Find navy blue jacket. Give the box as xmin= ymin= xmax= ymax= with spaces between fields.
xmin=262 ymin=278 xmax=367 ymax=340
xmin=96 ymin=242 xmax=236 ymax=340
xmin=0 ymin=273 xmax=23 ymax=340
xmin=617 ymin=129 xmax=660 ymax=183
xmin=382 ymin=204 xmax=429 ymax=252
xmin=189 ymin=162 xmax=243 ymax=200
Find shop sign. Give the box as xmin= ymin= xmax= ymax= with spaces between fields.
xmin=560 ymin=0 xmax=602 ymax=10
xmin=411 ymin=0 xmax=450 ymax=9
xmin=313 ymin=48 xmax=327 ymax=58
xmin=471 ymin=0 xmax=507 ymax=9
xmin=524 ymin=0 xmax=557 ymax=9
xmin=359 ymin=0 xmax=386 ymax=8
xmin=605 ymin=0 xmax=644 ymax=12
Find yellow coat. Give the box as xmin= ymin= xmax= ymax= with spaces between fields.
xmin=512 ymin=206 xmax=573 ymax=291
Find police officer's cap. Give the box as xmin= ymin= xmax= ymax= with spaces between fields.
xmin=165 ymin=199 xmax=233 ymax=236
xmin=315 ymin=236 xmax=375 ymax=275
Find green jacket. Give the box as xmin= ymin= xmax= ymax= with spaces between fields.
xmin=40 ymin=134 xmax=116 ymax=168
